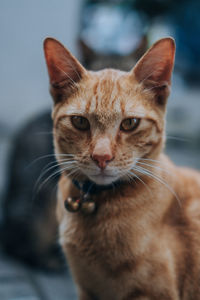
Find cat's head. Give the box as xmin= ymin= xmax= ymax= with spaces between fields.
xmin=44 ymin=37 xmax=175 ymax=185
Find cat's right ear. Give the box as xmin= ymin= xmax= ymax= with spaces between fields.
xmin=43 ymin=38 xmax=86 ymax=103
xmin=131 ymin=37 xmax=175 ymax=105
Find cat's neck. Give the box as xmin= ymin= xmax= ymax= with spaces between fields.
xmin=59 ymin=153 xmax=177 ymax=223
xmin=71 ymin=178 xmax=120 ymax=195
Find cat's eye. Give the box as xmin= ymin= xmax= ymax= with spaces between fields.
xmin=120 ymin=118 xmax=140 ymax=132
xmin=71 ymin=116 xmax=90 ymax=131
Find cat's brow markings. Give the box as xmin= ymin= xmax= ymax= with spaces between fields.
xmin=85 ymin=95 xmax=92 ymax=113
xmin=95 ymin=93 xmax=99 ymax=110
xmin=115 ymin=80 xmax=126 ymax=114
xmin=120 ymin=99 xmax=125 ymax=115
xmin=93 ymin=80 xmax=101 ymax=111
xmin=111 ymin=94 xmax=118 ymax=110
xmin=97 ymin=71 xmax=118 ymax=110
xmin=83 ymin=69 xmax=127 ymax=115
xmin=93 ymin=81 xmax=98 ymax=96
xmin=99 ymin=78 xmax=110 ymax=110
xmin=84 ymin=82 xmax=98 ymax=113
xmin=109 ymin=80 xmax=120 ymax=110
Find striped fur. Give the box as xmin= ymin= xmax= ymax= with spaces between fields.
xmin=44 ymin=37 xmax=200 ymax=299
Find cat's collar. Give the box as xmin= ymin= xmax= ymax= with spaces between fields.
xmin=72 ymin=179 xmax=116 ymax=194
xmin=64 ymin=179 xmax=119 ymax=215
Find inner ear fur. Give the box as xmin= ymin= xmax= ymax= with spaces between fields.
xmin=43 ymin=37 xmax=86 ymax=103
xmin=132 ymin=37 xmax=175 ymax=105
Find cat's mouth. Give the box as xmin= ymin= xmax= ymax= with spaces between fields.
xmin=86 ymin=171 xmax=119 ymax=185
xmin=78 ymin=163 xmax=124 ymax=185
xmin=84 ymin=166 xmax=122 ymax=185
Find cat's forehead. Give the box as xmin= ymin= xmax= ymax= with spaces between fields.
xmin=76 ymin=70 xmax=145 ymax=112
xmin=55 ymin=68 xmax=158 ymax=123
xmin=82 ymin=69 xmax=130 ymax=116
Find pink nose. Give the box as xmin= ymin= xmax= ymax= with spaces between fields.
xmin=91 ymin=137 xmax=113 ymax=170
xmin=92 ymin=153 xmax=113 ymax=170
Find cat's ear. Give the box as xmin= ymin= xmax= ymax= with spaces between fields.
xmin=132 ymin=37 xmax=175 ymax=105
xmin=43 ymin=38 xmax=86 ymax=103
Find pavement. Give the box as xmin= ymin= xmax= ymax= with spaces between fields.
xmin=0 ymin=247 xmax=77 ymax=300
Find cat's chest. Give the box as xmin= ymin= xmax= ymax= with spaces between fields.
xmin=61 ymin=208 xmax=134 ymax=259
xmin=59 ymin=192 xmax=156 ymax=264
xmin=60 ymin=210 xmax=176 ymax=300
xmin=60 ymin=211 xmax=137 ymax=298
xmin=60 ymin=203 xmax=157 ymax=273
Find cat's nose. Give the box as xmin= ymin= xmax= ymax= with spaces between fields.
xmin=91 ymin=137 xmax=113 ymax=170
xmin=92 ymin=153 xmax=113 ymax=170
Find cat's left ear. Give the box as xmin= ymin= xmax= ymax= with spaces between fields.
xmin=43 ymin=38 xmax=86 ymax=103
xmin=131 ymin=37 xmax=175 ymax=105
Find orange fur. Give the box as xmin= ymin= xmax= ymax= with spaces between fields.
xmin=44 ymin=37 xmax=200 ymax=299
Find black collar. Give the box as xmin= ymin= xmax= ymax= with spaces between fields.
xmin=72 ymin=179 xmax=120 ymax=195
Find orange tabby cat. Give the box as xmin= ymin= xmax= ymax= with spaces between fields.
xmin=44 ymin=37 xmax=200 ymax=300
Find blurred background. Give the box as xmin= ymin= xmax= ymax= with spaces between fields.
xmin=0 ymin=0 xmax=200 ymax=299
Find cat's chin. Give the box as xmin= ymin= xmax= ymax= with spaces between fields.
xmin=87 ymin=174 xmax=119 ymax=186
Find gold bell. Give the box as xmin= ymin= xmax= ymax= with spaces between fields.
xmin=64 ymin=197 xmax=81 ymax=213
xmin=81 ymin=200 xmax=96 ymax=214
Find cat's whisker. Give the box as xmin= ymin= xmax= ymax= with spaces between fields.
xmin=126 ymin=175 xmax=133 ymax=184
xmin=135 ymin=157 xmax=168 ymax=167
xmin=128 ymin=170 xmax=152 ymax=195
xmin=124 ymin=171 xmax=136 ymax=185
xmin=36 ymin=163 xmax=77 ymax=193
xmin=37 ymin=159 xmax=77 ymax=186
xmin=55 ymin=153 xmax=75 ymax=157
xmin=59 ymin=162 xmax=77 ymax=171
xmin=73 ymin=169 xmax=83 ymax=182
xmin=137 ymin=158 xmax=175 ymax=177
xmin=31 ymin=161 xmax=74 ymax=203
xmin=136 ymin=161 xmax=171 ymax=175
xmin=42 ymin=157 xmax=76 ymax=170
xmin=117 ymin=169 xmax=130 ymax=183
xmin=120 ymin=168 xmax=135 ymax=183
xmin=64 ymin=167 xmax=80 ymax=180
xmin=166 ymin=135 xmax=190 ymax=142
xmin=26 ymin=154 xmax=56 ymax=169
xmin=133 ymin=165 xmax=181 ymax=207
xmin=26 ymin=153 xmax=74 ymax=169
xmin=35 ymin=158 xmax=76 ymax=184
